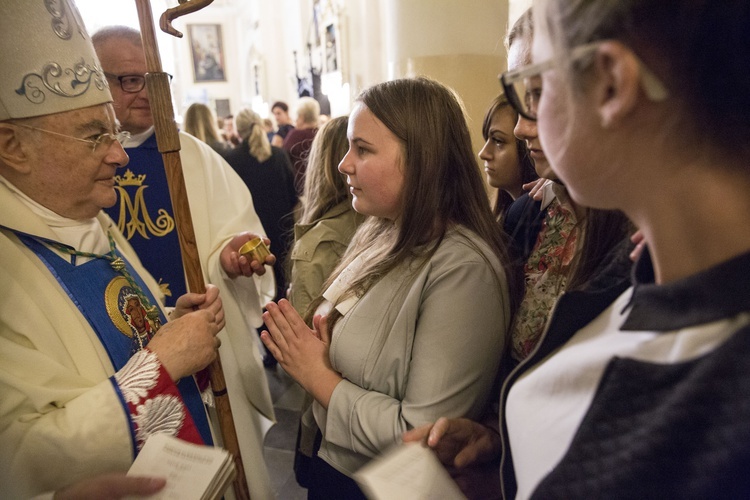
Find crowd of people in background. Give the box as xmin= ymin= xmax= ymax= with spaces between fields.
xmin=207 ymin=100 xmax=329 ymax=166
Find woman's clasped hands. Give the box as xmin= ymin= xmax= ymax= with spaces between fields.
xmin=260 ymin=299 xmax=342 ymax=408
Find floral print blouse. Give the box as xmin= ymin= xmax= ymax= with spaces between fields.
xmin=511 ymin=193 xmax=580 ymax=361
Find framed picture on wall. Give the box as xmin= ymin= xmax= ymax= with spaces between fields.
xmin=187 ymin=24 xmax=226 ymax=82
xmin=316 ymin=1 xmax=344 ymax=78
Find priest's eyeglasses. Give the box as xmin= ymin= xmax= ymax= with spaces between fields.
xmin=104 ymin=72 xmax=173 ymax=93
xmin=500 ymin=42 xmax=669 ymax=121
xmin=14 ymin=123 xmax=131 ymax=153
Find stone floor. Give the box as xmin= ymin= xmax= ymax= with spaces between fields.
xmin=263 ymin=363 xmax=308 ymax=500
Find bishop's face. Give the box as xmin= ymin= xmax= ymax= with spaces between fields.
xmin=17 ymin=103 xmax=129 ymax=219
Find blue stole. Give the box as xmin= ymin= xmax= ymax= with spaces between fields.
xmin=104 ymin=132 xmax=187 ymax=307
xmin=17 ymin=233 xmax=213 ymax=448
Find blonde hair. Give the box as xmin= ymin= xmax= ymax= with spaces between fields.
xmin=299 ymin=116 xmax=351 ymax=225
xmin=296 ymin=97 xmax=321 ymax=126
xmin=234 ymin=108 xmax=272 ymax=163
xmin=183 ymin=103 xmax=225 ymax=146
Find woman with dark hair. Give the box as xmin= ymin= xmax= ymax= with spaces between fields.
xmin=260 ymin=77 xmax=518 ymax=498
xmin=270 ymin=100 xmax=294 ymax=146
xmin=503 ymin=9 xmax=632 ymax=363
xmin=479 ymin=93 xmax=537 ymax=220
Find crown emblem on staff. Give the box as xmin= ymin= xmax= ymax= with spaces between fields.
xmin=115 ymin=169 xmax=146 ymax=186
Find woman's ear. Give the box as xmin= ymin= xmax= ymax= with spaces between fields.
xmin=0 ymin=123 xmax=31 ymax=173
xmin=593 ymin=41 xmax=642 ymax=129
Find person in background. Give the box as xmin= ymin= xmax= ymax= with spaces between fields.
xmin=261 ymin=77 xmax=517 ymax=499
xmin=478 ymin=93 xmax=537 ymax=221
xmin=92 ymin=25 xmax=277 ymax=500
xmin=223 ymin=108 xmax=298 ymax=320
xmin=283 ymin=96 xmax=320 ymax=194
xmin=0 ymin=3 xmax=224 ymax=496
xmin=183 ymin=102 xmax=231 ymax=156
xmin=270 ymin=100 xmax=294 ymax=146
xmin=263 ymin=117 xmax=276 ymax=143
xmin=222 ymin=108 xmax=298 ymax=369
xmin=288 ymin=115 xmax=364 ymax=320
xmin=221 ymin=113 xmax=241 ymax=147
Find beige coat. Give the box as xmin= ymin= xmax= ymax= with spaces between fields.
xmin=313 ymin=227 xmax=511 ymax=475
xmin=289 ymin=200 xmax=363 ymax=317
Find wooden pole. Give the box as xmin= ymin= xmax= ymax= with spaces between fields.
xmin=133 ymin=1 xmax=250 ymax=498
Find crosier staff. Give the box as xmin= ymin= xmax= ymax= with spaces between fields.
xmin=132 ymin=1 xmax=251 ymax=498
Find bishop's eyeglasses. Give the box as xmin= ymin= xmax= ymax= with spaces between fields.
xmin=14 ymin=123 xmax=131 ymax=153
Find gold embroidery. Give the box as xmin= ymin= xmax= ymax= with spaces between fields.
xmin=158 ymin=281 xmax=172 ymax=297
xmin=115 ymin=169 xmax=146 ymax=186
xmin=113 ymin=169 xmax=175 ymax=240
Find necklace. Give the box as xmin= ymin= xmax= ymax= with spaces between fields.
xmin=48 ymin=231 xmax=162 ymax=349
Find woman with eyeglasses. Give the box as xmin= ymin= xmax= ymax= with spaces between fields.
xmin=498 ymin=1 xmax=750 ymax=497
xmin=409 ymin=1 xmax=750 ymax=499
xmin=410 ymin=1 xmax=750 ymax=496
xmin=502 ymin=10 xmax=633 ymax=367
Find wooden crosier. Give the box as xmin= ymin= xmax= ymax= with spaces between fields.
xmin=133 ymin=1 xmax=251 ymax=498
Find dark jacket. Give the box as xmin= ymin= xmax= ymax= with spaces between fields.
xmin=223 ymin=141 xmax=298 ymax=299
xmin=500 ymin=246 xmax=750 ymax=499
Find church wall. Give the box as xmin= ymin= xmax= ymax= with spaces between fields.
xmin=78 ymin=0 xmax=523 ymax=150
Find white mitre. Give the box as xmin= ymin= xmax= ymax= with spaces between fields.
xmin=0 ymin=0 xmax=112 ymax=121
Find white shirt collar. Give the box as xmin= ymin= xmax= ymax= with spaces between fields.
xmin=122 ymin=126 xmax=155 ymax=148
xmin=0 ymin=173 xmax=109 ymax=255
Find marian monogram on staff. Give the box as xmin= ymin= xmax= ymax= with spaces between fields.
xmin=113 ymin=169 xmax=175 ymax=239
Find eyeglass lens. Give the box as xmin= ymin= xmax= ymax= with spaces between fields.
xmin=505 ymin=76 xmax=542 ymax=121
xmin=96 ymin=132 xmax=131 ymax=150
xmin=119 ymin=75 xmax=146 ymax=93
xmin=113 ymin=73 xmax=173 ymax=93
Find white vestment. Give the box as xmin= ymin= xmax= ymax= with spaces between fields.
xmin=0 ymin=132 xmax=277 ymax=499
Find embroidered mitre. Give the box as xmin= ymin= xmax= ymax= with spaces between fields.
xmin=0 ymin=0 xmax=111 ymax=120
